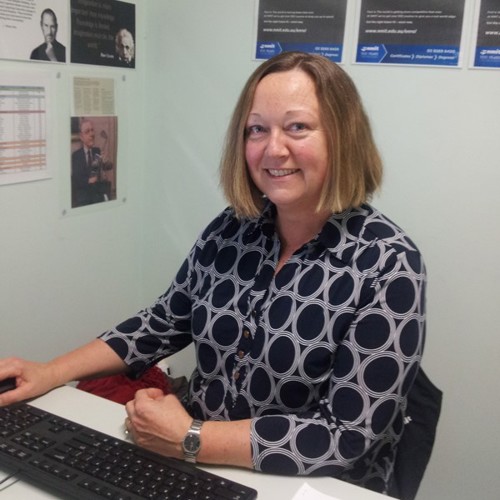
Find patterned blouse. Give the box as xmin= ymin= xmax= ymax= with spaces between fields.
xmin=100 ymin=202 xmax=426 ymax=494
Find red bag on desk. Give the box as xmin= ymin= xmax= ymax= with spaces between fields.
xmin=76 ymin=366 xmax=171 ymax=405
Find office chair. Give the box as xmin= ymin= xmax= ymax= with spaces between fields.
xmin=389 ymin=367 xmax=443 ymax=500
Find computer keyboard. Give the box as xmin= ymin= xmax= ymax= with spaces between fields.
xmin=0 ymin=402 xmax=258 ymax=499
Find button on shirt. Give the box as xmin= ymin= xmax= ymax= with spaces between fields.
xmin=100 ymin=202 xmax=426 ymax=494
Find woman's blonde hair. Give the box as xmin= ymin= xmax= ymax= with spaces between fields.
xmin=219 ymin=51 xmax=383 ymax=218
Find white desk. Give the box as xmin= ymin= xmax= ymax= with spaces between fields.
xmin=0 ymin=386 xmax=392 ymax=499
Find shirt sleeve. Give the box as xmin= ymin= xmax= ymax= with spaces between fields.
xmin=250 ymin=246 xmax=426 ymax=478
xmin=98 ymin=209 xmax=233 ymax=377
xmin=98 ymin=255 xmax=194 ymax=377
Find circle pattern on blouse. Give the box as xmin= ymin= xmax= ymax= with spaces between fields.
xmin=101 ymin=204 xmax=425 ymax=492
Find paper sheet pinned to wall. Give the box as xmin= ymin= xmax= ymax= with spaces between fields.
xmin=73 ymin=77 xmax=115 ymax=116
xmin=292 ymin=482 xmax=342 ymax=500
xmin=0 ymin=72 xmax=51 ymax=185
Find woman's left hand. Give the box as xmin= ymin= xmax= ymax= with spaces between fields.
xmin=124 ymin=388 xmax=192 ymax=459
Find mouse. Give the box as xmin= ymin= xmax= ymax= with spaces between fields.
xmin=0 ymin=377 xmax=16 ymax=394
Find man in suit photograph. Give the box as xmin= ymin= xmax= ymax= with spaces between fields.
xmin=71 ymin=119 xmax=112 ymax=208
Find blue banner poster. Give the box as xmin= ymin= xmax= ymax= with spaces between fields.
xmin=255 ymin=0 xmax=347 ymax=62
xmin=473 ymin=0 xmax=500 ymax=68
xmin=356 ymin=0 xmax=466 ymax=66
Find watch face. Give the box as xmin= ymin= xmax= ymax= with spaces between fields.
xmin=184 ymin=433 xmax=200 ymax=453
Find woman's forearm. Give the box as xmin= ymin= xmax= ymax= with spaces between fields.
xmin=48 ymin=338 xmax=128 ymax=385
xmin=198 ymin=419 xmax=253 ymax=469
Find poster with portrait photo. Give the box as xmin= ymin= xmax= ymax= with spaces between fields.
xmin=0 ymin=0 xmax=69 ymax=63
xmin=70 ymin=115 xmax=118 ymax=209
xmin=70 ymin=0 xmax=135 ymax=68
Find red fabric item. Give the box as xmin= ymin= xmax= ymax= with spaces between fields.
xmin=76 ymin=366 xmax=171 ymax=405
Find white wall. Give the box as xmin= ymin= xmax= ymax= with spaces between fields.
xmin=1 ymin=1 xmax=499 ymax=499
xmin=0 ymin=1 xmax=147 ymax=358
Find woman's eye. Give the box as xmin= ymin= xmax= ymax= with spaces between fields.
xmin=246 ymin=125 xmax=265 ymax=136
xmin=289 ymin=122 xmax=307 ymax=132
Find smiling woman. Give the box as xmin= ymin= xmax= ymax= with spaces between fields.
xmin=220 ymin=51 xmax=382 ymax=220
xmin=244 ymin=69 xmax=330 ymax=229
xmin=0 ymin=51 xmax=425 ymax=497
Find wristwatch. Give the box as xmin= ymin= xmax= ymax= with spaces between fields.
xmin=182 ymin=419 xmax=203 ymax=463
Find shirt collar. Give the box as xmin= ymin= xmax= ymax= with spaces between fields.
xmin=244 ymin=200 xmax=275 ymax=240
xmin=246 ymin=201 xmax=372 ymax=263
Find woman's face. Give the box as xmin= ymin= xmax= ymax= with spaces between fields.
xmin=245 ymin=69 xmax=329 ymax=216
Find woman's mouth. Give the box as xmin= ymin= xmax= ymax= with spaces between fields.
xmin=267 ymin=169 xmax=299 ymax=177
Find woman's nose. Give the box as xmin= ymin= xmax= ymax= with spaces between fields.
xmin=265 ymin=129 xmax=288 ymax=157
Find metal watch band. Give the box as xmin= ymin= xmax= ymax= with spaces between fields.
xmin=183 ymin=419 xmax=203 ymax=463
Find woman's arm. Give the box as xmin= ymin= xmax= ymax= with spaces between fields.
xmin=125 ymin=388 xmax=253 ymax=468
xmin=0 ymin=339 xmax=127 ymax=406
xmin=199 ymin=419 xmax=252 ymax=468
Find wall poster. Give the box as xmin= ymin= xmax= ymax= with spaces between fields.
xmin=472 ymin=0 xmax=500 ymax=68
xmin=71 ymin=0 xmax=135 ymax=68
xmin=355 ymin=0 xmax=466 ymax=66
xmin=0 ymin=73 xmax=51 ymax=186
xmin=70 ymin=115 xmax=117 ymax=209
xmin=0 ymin=0 xmax=69 ymax=63
xmin=70 ymin=77 xmax=117 ymax=209
xmin=255 ymin=0 xmax=347 ymax=62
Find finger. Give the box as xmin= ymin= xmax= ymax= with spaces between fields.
xmin=139 ymin=387 xmax=164 ymax=400
xmin=133 ymin=388 xmax=161 ymax=404
xmin=0 ymin=386 xmax=27 ymax=407
xmin=123 ymin=416 xmax=133 ymax=438
xmin=125 ymin=399 xmax=135 ymax=417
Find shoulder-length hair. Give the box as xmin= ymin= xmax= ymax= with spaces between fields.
xmin=219 ymin=51 xmax=383 ymax=218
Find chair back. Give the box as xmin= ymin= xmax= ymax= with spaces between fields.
xmin=389 ymin=367 xmax=443 ymax=500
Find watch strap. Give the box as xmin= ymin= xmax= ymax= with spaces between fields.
xmin=183 ymin=419 xmax=203 ymax=463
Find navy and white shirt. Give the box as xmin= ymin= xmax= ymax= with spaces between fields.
xmin=100 ymin=202 xmax=426 ymax=494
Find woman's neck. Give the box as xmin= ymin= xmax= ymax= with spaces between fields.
xmin=274 ymin=208 xmax=331 ymax=273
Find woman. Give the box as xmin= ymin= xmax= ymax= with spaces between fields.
xmin=0 ymin=52 xmax=425 ymax=494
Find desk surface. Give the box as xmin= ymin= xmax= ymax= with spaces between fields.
xmin=0 ymin=386 xmax=392 ymax=500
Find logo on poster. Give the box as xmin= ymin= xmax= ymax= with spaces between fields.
xmin=360 ymin=45 xmax=381 ymax=58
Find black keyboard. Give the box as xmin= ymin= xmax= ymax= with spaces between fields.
xmin=0 ymin=402 xmax=257 ymax=499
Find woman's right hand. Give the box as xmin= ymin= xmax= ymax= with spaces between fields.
xmin=0 ymin=340 xmax=129 ymax=407
xmin=0 ymin=357 xmax=60 ymax=407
